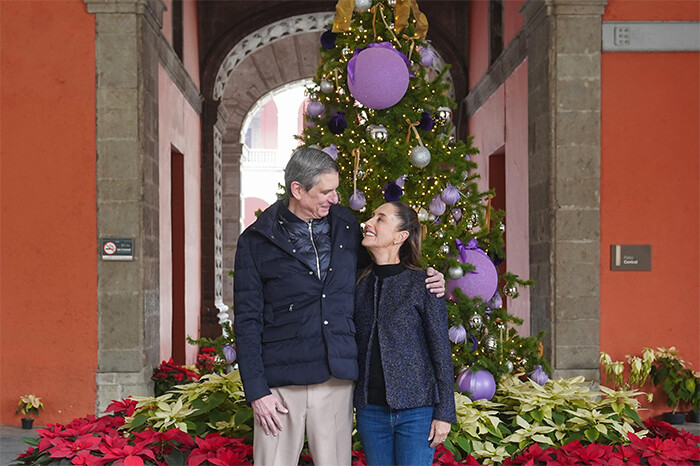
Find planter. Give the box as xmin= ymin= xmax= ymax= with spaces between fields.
xmin=688 ymin=410 xmax=700 ymax=423
xmin=662 ymin=411 xmax=687 ymax=425
xmin=21 ymin=418 xmax=34 ymax=429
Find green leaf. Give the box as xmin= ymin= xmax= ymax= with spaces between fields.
xmin=234 ymin=407 xmax=253 ymax=426
xmin=552 ymin=412 xmax=566 ymax=425
xmin=456 ymin=436 xmax=472 ymax=453
xmin=165 ymin=450 xmax=186 ymax=465
xmin=584 ymin=428 xmax=599 ymax=442
xmin=209 ymin=409 xmax=230 ymax=425
xmin=191 ymin=398 xmax=207 ymax=414
xmin=129 ymin=413 xmax=149 ymax=429
xmin=531 ymin=409 xmax=545 ymax=422
xmin=206 ymin=391 xmax=228 ymax=412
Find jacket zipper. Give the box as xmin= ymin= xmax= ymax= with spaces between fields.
xmin=307 ymin=220 xmax=321 ymax=279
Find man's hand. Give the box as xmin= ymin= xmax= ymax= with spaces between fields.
xmin=428 ymin=420 xmax=451 ymax=448
xmin=251 ymin=394 xmax=288 ymax=436
xmin=426 ymin=267 xmax=446 ymax=298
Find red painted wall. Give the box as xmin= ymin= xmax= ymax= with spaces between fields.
xmin=468 ymin=61 xmax=531 ymax=335
xmin=0 ymin=0 xmax=97 ymax=424
xmin=601 ymin=51 xmax=699 ymax=416
xmin=600 ymin=3 xmax=700 ymax=416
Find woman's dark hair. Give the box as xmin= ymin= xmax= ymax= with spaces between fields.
xmin=358 ymin=202 xmax=423 ymax=282
xmin=389 ymin=202 xmax=423 ymax=270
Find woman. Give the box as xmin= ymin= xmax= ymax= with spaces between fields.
xmin=354 ymin=201 xmax=456 ymax=466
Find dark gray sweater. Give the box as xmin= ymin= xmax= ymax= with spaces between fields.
xmin=354 ymin=267 xmax=457 ymax=423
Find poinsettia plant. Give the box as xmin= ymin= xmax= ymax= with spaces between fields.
xmin=151 ymin=359 xmax=200 ymax=396
xmin=16 ymin=394 xmax=43 ymax=420
xmin=650 ymin=347 xmax=696 ymax=413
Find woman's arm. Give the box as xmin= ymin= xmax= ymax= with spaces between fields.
xmin=421 ymin=285 xmax=457 ymax=424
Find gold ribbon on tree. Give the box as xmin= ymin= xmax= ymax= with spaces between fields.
xmin=352 ymin=147 xmax=361 ymax=194
xmin=333 ymin=0 xmax=429 ymax=40
xmin=484 ymin=195 xmax=494 ymax=232
xmin=405 ymin=118 xmax=425 ymax=146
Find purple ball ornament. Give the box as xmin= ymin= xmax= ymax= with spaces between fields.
xmin=349 ymin=190 xmax=366 ymax=211
xmin=328 ymin=112 xmax=347 ymax=135
xmin=441 ymin=184 xmax=461 ymax=205
xmin=489 ymin=293 xmax=503 ymax=309
xmin=456 ymin=368 xmax=496 ymax=401
xmin=448 ymin=325 xmax=467 ymax=344
xmin=530 ymin=365 xmax=549 ymax=386
xmin=451 ymin=208 xmax=463 ymax=223
xmin=395 ymin=175 xmax=407 ymax=188
xmin=417 ymin=111 xmax=434 ymax=131
xmin=429 ymin=195 xmax=446 ymax=216
xmin=306 ymin=101 xmax=324 ymax=117
xmin=322 ymin=144 xmax=339 ymax=160
xmin=417 ymin=45 xmax=436 ymax=67
xmin=446 ymin=238 xmax=498 ymax=302
xmin=383 ymin=182 xmax=403 ymax=202
xmin=347 ymin=42 xmax=411 ymax=110
xmin=320 ymin=29 xmax=337 ymax=49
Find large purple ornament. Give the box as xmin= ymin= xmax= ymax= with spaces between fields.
xmin=447 ymin=238 xmax=498 ymax=302
xmin=448 ymin=325 xmax=467 ymax=344
xmin=322 ymin=144 xmax=339 ymax=160
xmin=328 ymin=112 xmax=347 ymax=135
xmin=347 ymin=43 xmax=410 ymax=109
xmin=456 ymin=368 xmax=496 ymax=401
xmin=441 ymin=184 xmax=460 ymax=205
xmin=320 ymin=29 xmax=337 ymax=49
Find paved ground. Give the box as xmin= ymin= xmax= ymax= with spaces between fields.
xmin=2 ymin=420 xmax=699 ymax=465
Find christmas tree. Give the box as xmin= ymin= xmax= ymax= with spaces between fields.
xmin=300 ymin=0 xmax=550 ymax=391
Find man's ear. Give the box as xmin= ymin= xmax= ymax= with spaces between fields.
xmin=290 ymin=181 xmax=304 ymax=201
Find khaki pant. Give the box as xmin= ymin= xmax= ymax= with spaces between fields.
xmin=253 ymin=377 xmax=354 ymax=466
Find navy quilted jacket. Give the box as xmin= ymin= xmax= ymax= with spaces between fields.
xmin=233 ymin=200 xmax=363 ymax=403
xmin=354 ymin=268 xmax=457 ymax=423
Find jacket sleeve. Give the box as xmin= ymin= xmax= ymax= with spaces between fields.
xmin=233 ymin=233 xmax=271 ymax=403
xmin=421 ymin=286 xmax=457 ymax=423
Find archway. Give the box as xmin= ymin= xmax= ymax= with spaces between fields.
xmin=199 ymin=12 xmax=459 ymax=335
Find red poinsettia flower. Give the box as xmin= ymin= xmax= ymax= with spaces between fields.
xmin=48 ymin=434 xmax=102 ymax=459
xmin=100 ymin=439 xmax=157 ymax=466
xmin=351 ymin=449 xmax=367 ymax=466
xmin=643 ymin=419 xmax=682 ymax=439
xmin=187 ymin=433 xmax=244 ymax=466
xmin=70 ymin=450 xmax=105 ymax=466
xmin=630 ymin=434 xmax=693 ymax=466
xmin=503 ymin=443 xmax=555 ymax=465
xmin=206 ymin=447 xmax=253 ymax=466
xmin=606 ymin=443 xmax=642 ymax=466
xmin=132 ymin=427 xmax=196 ymax=457
xmin=105 ymin=398 xmax=138 ymax=417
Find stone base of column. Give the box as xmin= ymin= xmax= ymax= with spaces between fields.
xmin=96 ymin=368 xmax=153 ymax=415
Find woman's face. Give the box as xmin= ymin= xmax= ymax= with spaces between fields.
xmin=362 ymin=203 xmax=406 ymax=251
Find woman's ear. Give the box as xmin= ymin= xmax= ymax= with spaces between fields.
xmin=395 ymin=230 xmax=409 ymax=245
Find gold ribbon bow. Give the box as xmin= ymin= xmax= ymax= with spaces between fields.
xmin=394 ymin=0 xmax=429 ymax=40
xmin=332 ymin=0 xmax=355 ymax=33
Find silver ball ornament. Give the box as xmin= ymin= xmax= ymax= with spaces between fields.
xmin=448 ymin=266 xmax=463 ymax=279
xmin=320 ymin=80 xmax=334 ymax=94
xmin=505 ymin=361 xmax=514 ymax=372
xmin=465 ymin=218 xmax=475 ymax=230
xmin=440 ymin=244 xmax=450 ymax=255
xmin=409 ymin=146 xmax=431 ymax=168
xmin=354 ymin=0 xmax=372 ymax=11
xmin=499 ymin=223 xmax=506 ymax=233
xmin=367 ymin=125 xmax=388 ymax=143
xmin=436 ymin=106 xmax=453 ymax=125
xmin=427 ymin=214 xmax=436 ymax=222
xmin=388 ymin=0 xmax=397 ymax=5
xmin=484 ymin=335 xmax=498 ymax=352
xmin=468 ymin=314 xmax=483 ymax=329
xmin=356 ymin=169 xmax=366 ymax=180
xmin=504 ymin=284 xmax=518 ymax=298
xmin=342 ymin=46 xmax=352 ymax=58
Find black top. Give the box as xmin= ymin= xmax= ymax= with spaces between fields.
xmin=368 ymin=262 xmax=405 ymax=405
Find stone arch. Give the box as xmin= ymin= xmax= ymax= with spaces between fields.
xmin=200 ymin=11 xmax=460 ymax=328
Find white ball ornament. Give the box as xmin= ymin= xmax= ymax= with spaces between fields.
xmin=354 ymin=0 xmax=372 ymax=12
xmin=417 ymin=208 xmax=429 ymax=222
xmin=409 ymin=145 xmax=431 ymax=168
xmin=320 ymin=80 xmax=334 ymax=94
xmin=448 ymin=266 xmax=464 ymax=279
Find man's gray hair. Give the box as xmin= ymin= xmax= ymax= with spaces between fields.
xmin=284 ymin=147 xmax=339 ymax=194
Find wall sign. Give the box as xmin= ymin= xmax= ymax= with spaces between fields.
xmin=101 ymin=238 xmax=134 ymax=261
xmin=610 ymin=245 xmax=651 ymax=271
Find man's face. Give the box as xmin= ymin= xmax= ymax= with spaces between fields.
xmin=292 ymin=171 xmax=339 ymax=220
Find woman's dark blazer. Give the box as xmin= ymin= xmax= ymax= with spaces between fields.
xmin=353 ymin=268 xmax=457 ymax=423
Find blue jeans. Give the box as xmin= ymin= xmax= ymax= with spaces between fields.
xmin=356 ymin=404 xmax=435 ymax=466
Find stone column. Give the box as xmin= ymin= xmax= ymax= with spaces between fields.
xmin=522 ymin=0 xmax=606 ymax=380
xmin=221 ymin=139 xmax=244 ymax=308
xmin=85 ymin=0 xmax=164 ymax=413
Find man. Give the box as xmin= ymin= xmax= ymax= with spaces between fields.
xmin=234 ymin=147 xmax=444 ymax=465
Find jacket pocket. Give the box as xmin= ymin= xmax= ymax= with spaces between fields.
xmin=262 ymin=320 xmax=300 ymax=342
